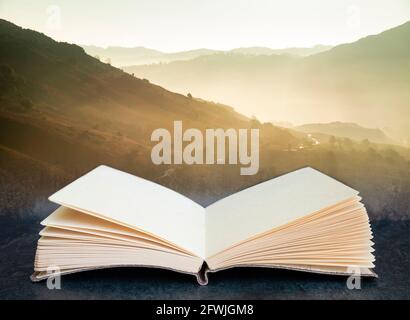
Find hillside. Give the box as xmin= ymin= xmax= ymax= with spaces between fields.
xmin=125 ymin=21 xmax=410 ymax=143
xmin=0 ymin=18 xmax=301 ymax=207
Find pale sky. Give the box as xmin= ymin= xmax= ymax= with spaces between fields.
xmin=1 ymin=0 xmax=409 ymax=52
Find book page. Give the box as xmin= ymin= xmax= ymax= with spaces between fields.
xmin=205 ymin=167 xmax=359 ymax=257
xmin=48 ymin=165 xmax=206 ymax=258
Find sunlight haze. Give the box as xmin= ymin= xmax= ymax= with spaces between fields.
xmin=1 ymin=0 xmax=409 ymax=51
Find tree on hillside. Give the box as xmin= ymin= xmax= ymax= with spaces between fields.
xmin=0 ymin=65 xmax=18 ymax=94
xmin=361 ymin=138 xmax=371 ymax=149
xmin=20 ymin=98 xmax=33 ymax=110
xmin=249 ymin=115 xmax=262 ymax=129
xmin=329 ymin=135 xmax=336 ymax=146
xmin=343 ymin=137 xmax=353 ymax=148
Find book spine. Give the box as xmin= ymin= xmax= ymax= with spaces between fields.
xmin=196 ymin=262 xmax=210 ymax=285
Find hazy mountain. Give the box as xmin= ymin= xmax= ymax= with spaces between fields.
xmin=82 ymin=45 xmax=164 ymax=66
xmin=230 ymin=45 xmax=332 ymax=56
xmin=295 ymin=122 xmax=395 ymax=145
xmin=125 ymin=21 xmax=410 ymax=144
xmin=82 ymin=45 xmax=221 ymax=66
xmin=82 ymin=45 xmax=332 ymax=67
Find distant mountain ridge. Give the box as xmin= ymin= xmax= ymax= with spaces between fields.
xmin=230 ymin=45 xmax=332 ymax=56
xmin=124 ymin=21 xmax=410 ymax=144
xmin=82 ymin=45 xmax=219 ymax=67
xmin=311 ymin=21 xmax=410 ymax=61
xmin=295 ymin=122 xmax=395 ymax=145
xmin=82 ymin=44 xmax=332 ymax=67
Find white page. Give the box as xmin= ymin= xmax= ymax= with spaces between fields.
xmin=205 ymin=167 xmax=359 ymax=257
xmin=48 ymin=165 xmax=206 ymax=258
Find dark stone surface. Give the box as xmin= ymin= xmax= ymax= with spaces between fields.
xmin=0 ymin=216 xmax=409 ymax=300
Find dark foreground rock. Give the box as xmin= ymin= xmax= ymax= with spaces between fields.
xmin=0 ymin=216 xmax=409 ymax=299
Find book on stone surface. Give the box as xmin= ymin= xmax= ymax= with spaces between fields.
xmin=31 ymin=165 xmax=376 ymax=285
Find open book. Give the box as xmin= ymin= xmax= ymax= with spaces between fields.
xmin=31 ymin=165 xmax=376 ymax=285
